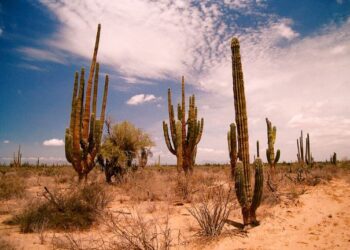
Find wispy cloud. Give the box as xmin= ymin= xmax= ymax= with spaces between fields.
xmin=3 ymin=140 xmax=9 ymax=144
xmin=17 ymin=47 xmax=65 ymax=64
xmin=126 ymin=94 xmax=161 ymax=105
xmin=43 ymin=138 xmax=64 ymax=146
xmin=0 ymin=27 xmax=3 ymax=36
xmin=17 ymin=63 xmax=46 ymax=71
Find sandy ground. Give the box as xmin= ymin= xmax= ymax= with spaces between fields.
xmin=195 ymin=178 xmax=350 ymax=250
xmin=1 ymin=178 xmax=349 ymax=249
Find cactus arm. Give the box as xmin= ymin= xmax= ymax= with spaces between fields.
xmin=181 ymin=76 xmax=186 ymax=157
xmin=73 ymin=68 xmax=85 ymax=154
xmin=251 ymin=158 xmax=264 ymax=212
xmin=82 ymin=24 xmax=101 ymax=140
xmin=163 ymin=122 xmax=176 ymax=155
xmin=274 ymin=149 xmax=280 ymax=165
xmin=65 ymin=129 xmax=73 ymax=163
xmin=234 ymin=161 xmax=247 ymax=208
xmin=92 ymin=63 xmax=99 ymax=118
xmin=100 ymin=75 xmax=109 ymax=127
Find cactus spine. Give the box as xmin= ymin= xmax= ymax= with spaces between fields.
xmin=230 ymin=37 xmax=263 ymax=226
xmin=266 ymin=118 xmax=280 ymax=169
xmin=65 ymin=24 xmax=109 ymax=181
xmin=162 ymin=76 xmax=204 ymax=174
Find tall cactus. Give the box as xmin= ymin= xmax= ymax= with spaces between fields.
xmin=65 ymin=24 xmax=109 ymax=181
xmin=266 ymin=118 xmax=280 ymax=169
xmin=256 ymin=140 xmax=260 ymax=158
xmin=230 ymin=37 xmax=263 ymax=226
xmin=162 ymin=76 xmax=204 ymax=174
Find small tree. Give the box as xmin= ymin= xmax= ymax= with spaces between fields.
xmin=101 ymin=121 xmax=154 ymax=169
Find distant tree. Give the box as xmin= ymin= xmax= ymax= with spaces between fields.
xmin=101 ymin=120 xmax=155 ymax=169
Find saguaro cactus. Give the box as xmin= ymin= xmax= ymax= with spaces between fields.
xmin=65 ymin=24 xmax=109 ymax=181
xmin=266 ymin=118 xmax=280 ymax=169
xmin=230 ymin=37 xmax=263 ymax=226
xmin=331 ymin=152 xmax=337 ymax=165
xmin=163 ymin=76 xmax=204 ymax=174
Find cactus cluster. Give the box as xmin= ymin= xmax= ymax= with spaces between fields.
xmin=163 ymin=76 xmax=204 ymax=174
xmin=229 ymin=37 xmax=263 ymax=226
xmin=65 ymin=24 xmax=109 ymax=181
xmin=266 ymin=118 xmax=280 ymax=169
xmin=297 ymin=131 xmax=313 ymax=166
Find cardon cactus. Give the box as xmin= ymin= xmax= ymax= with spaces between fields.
xmin=65 ymin=24 xmax=109 ymax=181
xmin=230 ymin=37 xmax=263 ymax=226
xmin=331 ymin=152 xmax=337 ymax=165
xmin=266 ymin=118 xmax=280 ymax=168
xmin=163 ymin=76 xmax=204 ymax=174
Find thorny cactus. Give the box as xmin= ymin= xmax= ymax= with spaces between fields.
xmin=163 ymin=76 xmax=204 ymax=175
xmin=266 ymin=118 xmax=280 ymax=169
xmin=230 ymin=37 xmax=263 ymax=226
xmin=65 ymin=24 xmax=109 ymax=181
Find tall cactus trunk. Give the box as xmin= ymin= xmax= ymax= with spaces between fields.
xmin=230 ymin=38 xmax=263 ymax=226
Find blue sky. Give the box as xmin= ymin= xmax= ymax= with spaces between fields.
xmin=0 ymin=0 xmax=350 ymax=164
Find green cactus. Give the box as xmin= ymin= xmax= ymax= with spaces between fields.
xmin=65 ymin=24 xmax=109 ymax=181
xmin=163 ymin=76 xmax=204 ymax=174
xmin=228 ymin=123 xmax=237 ymax=177
xmin=266 ymin=118 xmax=280 ymax=168
xmin=305 ymin=133 xmax=313 ymax=165
xmin=256 ymin=140 xmax=260 ymax=158
xmin=230 ymin=37 xmax=264 ymax=226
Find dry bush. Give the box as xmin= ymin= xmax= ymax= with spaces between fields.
xmin=187 ymin=185 xmax=232 ymax=236
xmin=119 ymin=169 xmax=174 ymax=202
xmin=103 ymin=211 xmax=177 ymax=250
xmin=0 ymin=175 xmax=26 ymax=200
xmin=4 ymin=182 xmax=113 ymax=232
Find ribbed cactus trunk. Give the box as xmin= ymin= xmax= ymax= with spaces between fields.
xmin=230 ymin=38 xmax=263 ymax=226
xmin=297 ymin=131 xmax=313 ymax=167
xmin=163 ymin=76 xmax=204 ymax=175
xmin=65 ymin=24 xmax=109 ymax=182
xmin=228 ymin=123 xmax=237 ymax=177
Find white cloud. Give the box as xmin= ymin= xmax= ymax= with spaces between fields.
xmin=126 ymin=94 xmax=160 ymax=105
xmin=17 ymin=47 xmax=65 ymax=64
xmin=43 ymin=138 xmax=64 ymax=146
xmin=3 ymin=140 xmax=9 ymax=144
xmin=0 ymin=28 xmax=3 ymax=36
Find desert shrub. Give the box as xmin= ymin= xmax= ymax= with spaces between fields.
xmin=0 ymin=175 xmax=26 ymax=200
xmin=104 ymin=211 xmax=175 ymax=250
xmin=5 ymin=182 xmax=113 ymax=232
xmin=187 ymin=186 xmax=232 ymax=236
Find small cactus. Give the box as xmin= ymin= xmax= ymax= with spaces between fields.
xmin=266 ymin=118 xmax=280 ymax=168
xmin=230 ymin=37 xmax=263 ymax=226
xmin=331 ymin=152 xmax=337 ymax=165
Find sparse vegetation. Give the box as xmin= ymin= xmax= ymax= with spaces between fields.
xmin=4 ymin=182 xmax=112 ymax=232
xmin=0 ymin=175 xmax=26 ymax=200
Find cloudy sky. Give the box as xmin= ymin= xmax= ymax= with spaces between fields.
xmin=0 ymin=0 xmax=349 ymax=164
